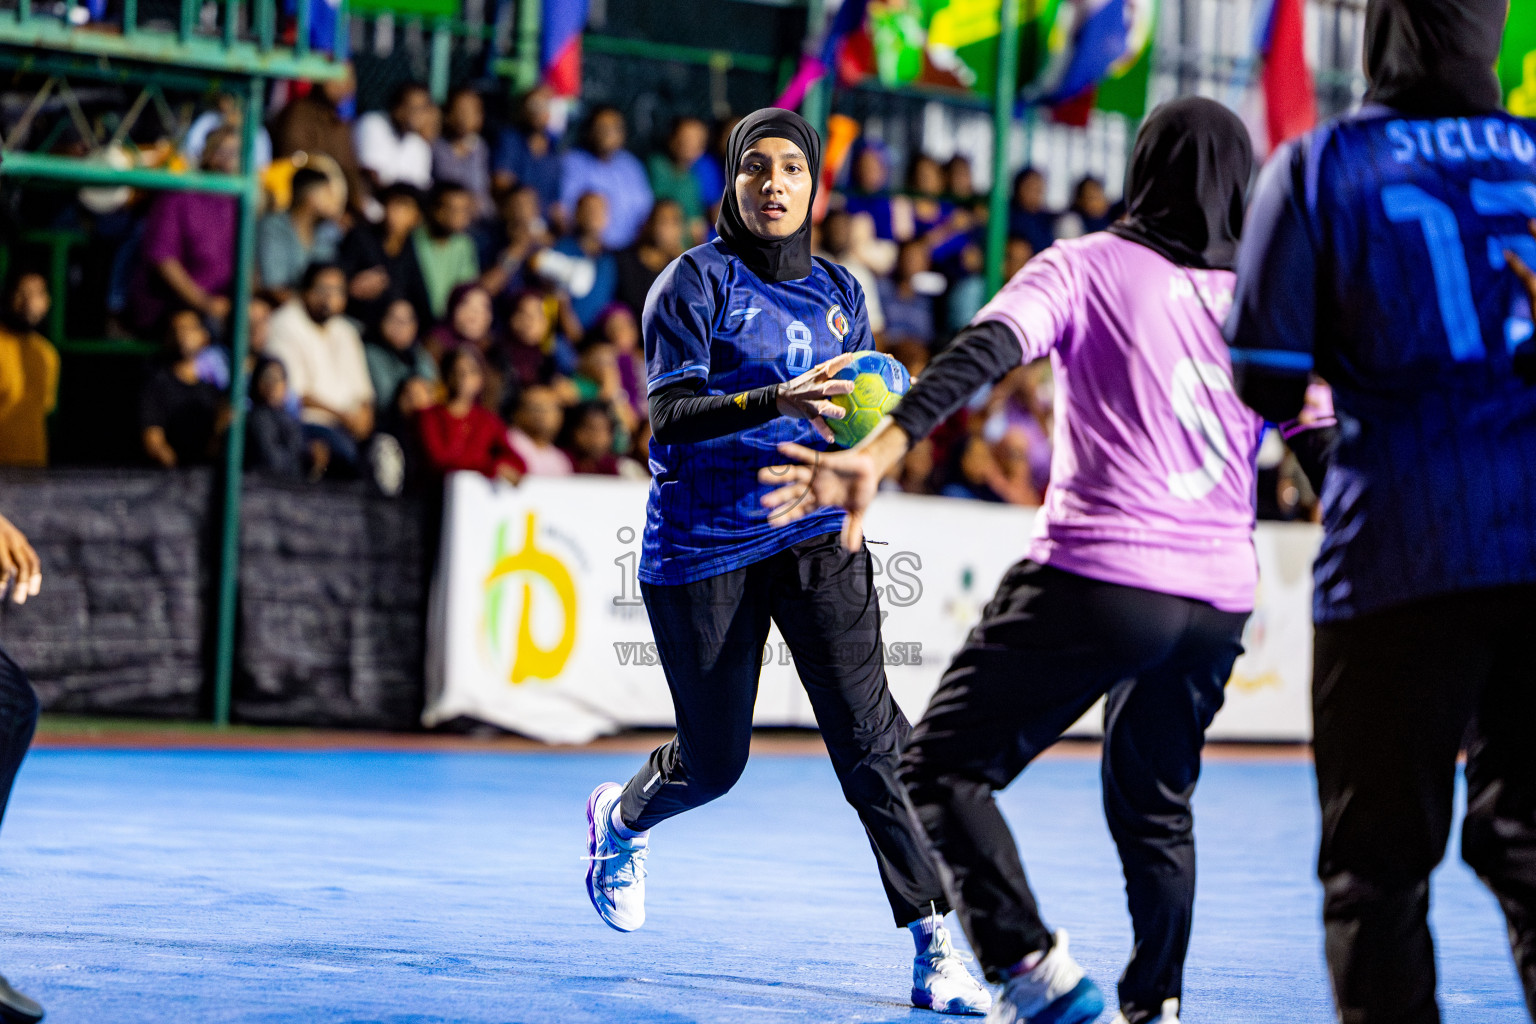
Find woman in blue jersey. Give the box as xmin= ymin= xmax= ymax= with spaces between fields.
xmin=583 ymin=108 xmax=990 ymax=1016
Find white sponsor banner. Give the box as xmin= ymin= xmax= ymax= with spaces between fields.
xmin=425 ymin=473 xmax=1318 ymax=744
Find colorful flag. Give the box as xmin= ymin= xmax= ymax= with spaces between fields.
xmin=1254 ymin=0 xmax=1316 ymax=150
xmin=790 ymin=0 xmax=1153 ymax=123
xmin=542 ymin=0 xmax=590 ymax=98
xmin=774 ymin=0 xmax=871 ymax=109
xmin=1024 ymin=0 xmax=1130 ymax=108
xmin=813 ymin=113 xmax=862 ymax=222
xmin=283 ymin=0 xmax=347 ymax=56
xmin=1093 ymin=0 xmax=1156 ymax=119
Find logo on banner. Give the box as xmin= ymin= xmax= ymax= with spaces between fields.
xmin=482 ymin=513 xmax=578 ymax=684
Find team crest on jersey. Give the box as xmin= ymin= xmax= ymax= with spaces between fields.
xmin=825 ymin=305 xmax=850 ymax=341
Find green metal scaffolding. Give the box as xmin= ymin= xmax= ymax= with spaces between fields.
xmin=0 ymin=0 xmax=345 ymax=726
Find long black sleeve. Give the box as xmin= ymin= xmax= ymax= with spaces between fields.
xmin=648 ymin=378 xmax=782 ymax=445
xmin=888 ymin=320 xmax=1024 ymax=443
xmin=1281 ymin=422 xmax=1338 ymax=495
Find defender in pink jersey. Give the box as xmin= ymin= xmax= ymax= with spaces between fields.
xmin=762 ymin=99 xmax=1304 ymax=1024
xmin=977 ymin=231 xmax=1264 ymax=613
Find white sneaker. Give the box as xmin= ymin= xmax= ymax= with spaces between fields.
xmin=584 ymin=782 xmax=648 ymax=932
xmin=1110 ymin=997 xmax=1180 ymax=1024
xmin=911 ymin=916 xmax=992 ymax=1015
xmin=984 ymin=929 xmax=1105 ymax=1024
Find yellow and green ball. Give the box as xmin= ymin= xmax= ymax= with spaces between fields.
xmin=826 ymin=351 xmax=911 ymax=449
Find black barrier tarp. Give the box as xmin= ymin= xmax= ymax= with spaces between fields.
xmin=0 ymin=468 xmax=428 ymax=728
xmin=234 ymin=478 xmax=427 ymax=729
xmin=0 ymin=468 xmax=214 ymax=717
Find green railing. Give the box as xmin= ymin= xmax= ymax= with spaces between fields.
xmin=0 ymin=0 xmax=346 ymax=81
xmin=350 ymin=10 xmax=499 ymax=102
xmin=0 ymin=0 xmax=345 ymax=728
xmin=493 ymin=33 xmax=791 ymax=87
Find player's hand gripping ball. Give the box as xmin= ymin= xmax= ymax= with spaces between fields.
xmin=826 ymin=351 xmax=910 ymax=449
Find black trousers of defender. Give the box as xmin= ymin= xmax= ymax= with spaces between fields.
xmin=898 ymin=562 xmax=1247 ymax=1021
xmin=616 ymin=531 xmax=951 ymax=928
xmin=0 ymin=646 xmax=38 ymax=831
xmin=1314 ymin=585 xmax=1536 ymax=1024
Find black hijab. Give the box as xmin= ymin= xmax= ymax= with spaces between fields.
xmin=1364 ymin=0 xmax=1506 ymax=117
xmin=715 ymin=107 xmax=822 ymax=283
xmin=1108 ymin=97 xmax=1255 ymax=272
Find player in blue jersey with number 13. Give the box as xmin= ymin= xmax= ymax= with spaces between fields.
xmin=1227 ymin=1 xmax=1536 ymax=1021
xmin=581 ymin=107 xmax=989 ymax=1016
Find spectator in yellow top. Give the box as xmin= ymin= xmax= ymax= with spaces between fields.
xmin=0 ymin=273 xmax=60 ymax=468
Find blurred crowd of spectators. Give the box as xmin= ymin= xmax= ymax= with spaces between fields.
xmin=0 ymin=72 xmax=1172 ymax=509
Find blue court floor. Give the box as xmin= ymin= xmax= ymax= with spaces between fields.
xmin=0 ymin=747 xmax=1522 ymax=1024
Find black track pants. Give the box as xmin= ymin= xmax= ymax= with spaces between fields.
xmin=617 ymin=530 xmax=951 ymax=928
xmin=1314 ymin=585 xmax=1536 ymax=1024
xmin=898 ymin=561 xmax=1247 ymax=1022
xmin=0 ymin=646 xmax=37 ymax=829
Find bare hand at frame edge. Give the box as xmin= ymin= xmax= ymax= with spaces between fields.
xmin=758 ymin=421 xmax=911 ymax=552
xmin=0 ymin=513 xmax=40 ymax=606
xmin=774 ymin=352 xmax=857 ymax=443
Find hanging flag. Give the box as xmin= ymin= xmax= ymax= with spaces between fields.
xmin=813 ymin=113 xmax=861 ymax=222
xmin=1050 ymin=87 xmax=1099 ymax=127
xmin=1093 ymin=0 xmax=1156 ymax=120
xmin=870 ymin=3 xmax=927 ymax=86
xmin=774 ymin=0 xmax=871 ymax=110
xmin=1023 ymin=0 xmax=1134 ymax=108
xmin=1255 ymin=0 xmax=1316 ymax=151
xmin=283 ymin=0 xmax=347 ymax=56
xmin=1501 ymin=3 xmax=1536 ymax=116
xmin=310 ymin=0 xmax=347 ymax=58
xmin=542 ymin=0 xmax=590 ymax=97
xmin=790 ymin=0 xmax=1154 ymax=123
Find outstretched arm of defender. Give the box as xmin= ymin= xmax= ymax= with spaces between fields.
xmin=760 ymin=318 xmax=1029 ymax=550
xmin=759 ymin=420 xmax=910 ymax=551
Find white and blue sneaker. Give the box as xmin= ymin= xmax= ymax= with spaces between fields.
xmin=584 ymin=782 xmax=648 ymax=932
xmin=984 ymin=929 xmax=1104 ymax=1024
xmin=911 ymin=915 xmax=992 ymax=1015
xmin=1110 ymin=997 xmax=1180 ymax=1024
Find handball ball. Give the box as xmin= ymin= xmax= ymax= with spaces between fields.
xmin=827 ymin=352 xmax=911 ymax=449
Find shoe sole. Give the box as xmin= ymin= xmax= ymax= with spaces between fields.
xmin=911 ymin=987 xmax=988 ymax=1016
xmin=585 ymin=782 xmax=637 ymax=933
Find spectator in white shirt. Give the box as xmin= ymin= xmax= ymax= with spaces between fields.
xmin=507 ymin=384 xmax=573 ymax=476
xmin=266 ymin=263 xmax=376 ymax=477
xmin=354 ymin=82 xmax=436 ymax=194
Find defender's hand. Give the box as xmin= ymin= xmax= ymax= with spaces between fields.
xmin=759 ymin=443 xmax=882 ymax=551
xmin=0 ymin=513 xmax=40 ymax=605
xmin=775 ymin=353 xmax=856 ymax=442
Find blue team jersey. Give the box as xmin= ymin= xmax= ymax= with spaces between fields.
xmin=1228 ymin=106 xmax=1536 ymax=621
xmin=639 ymin=240 xmax=873 ymax=586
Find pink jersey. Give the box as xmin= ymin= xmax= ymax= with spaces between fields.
xmin=975 ymin=233 xmax=1265 ymax=613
